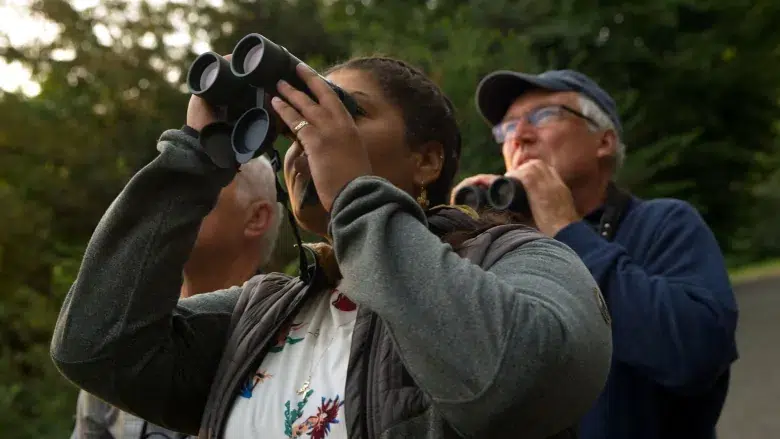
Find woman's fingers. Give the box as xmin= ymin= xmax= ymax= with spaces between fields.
xmin=294 ymin=63 xmax=348 ymax=117
xmin=276 ymin=79 xmax=327 ymax=124
xmin=275 ymin=63 xmax=354 ymax=126
xmin=271 ymin=96 xmax=316 ymax=146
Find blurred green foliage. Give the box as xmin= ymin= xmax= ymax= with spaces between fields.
xmin=1 ymin=0 xmax=779 ymax=436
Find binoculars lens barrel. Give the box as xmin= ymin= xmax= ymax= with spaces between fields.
xmin=187 ymin=52 xmax=250 ymax=106
xmin=243 ymin=44 xmax=265 ymax=75
xmin=452 ymin=177 xmax=530 ymax=216
xmin=488 ymin=178 xmax=515 ymax=210
xmin=232 ymin=107 xmax=272 ymax=163
xmin=230 ymin=34 xmax=303 ymax=90
xmin=200 ymin=61 xmax=218 ymax=91
xmin=453 ymin=185 xmax=488 ymax=211
xmin=488 ymin=177 xmax=529 ymax=214
xmin=230 ymin=33 xmax=361 ymax=117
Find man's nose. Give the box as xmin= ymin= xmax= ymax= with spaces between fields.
xmin=507 ymin=120 xmax=537 ymax=146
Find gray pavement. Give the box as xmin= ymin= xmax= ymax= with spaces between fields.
xmin=717 ymin=275 xmax=780 ymax=438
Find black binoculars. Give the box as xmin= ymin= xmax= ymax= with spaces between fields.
xmin=186 ymin=33 xmax=361 ymax=168
xmin=453 ymin=177 xmax=531 ymax=217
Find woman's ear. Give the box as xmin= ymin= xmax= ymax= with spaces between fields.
xmin=412 ymin=141 xmax=445 ymax=187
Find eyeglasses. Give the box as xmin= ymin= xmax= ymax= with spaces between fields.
xmin=491 ymin=104 xmax=600 ymax=143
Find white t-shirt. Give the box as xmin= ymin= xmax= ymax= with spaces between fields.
xmin=223 ymin=287 xmax=358 ymax=438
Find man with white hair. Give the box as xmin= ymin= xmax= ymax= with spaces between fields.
xmin=70 ymin=155 xmax=282 ymax=438
xmin=452 ymin=69 xmax=738 ymax=439
xmin=181 ymin=155 xmax=283 ymax=297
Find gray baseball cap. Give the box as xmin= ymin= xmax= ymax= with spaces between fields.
xmin=475 ymin=69 xmax=623 ymax=135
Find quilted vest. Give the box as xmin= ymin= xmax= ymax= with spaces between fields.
xmin=198 ymin=224 xmax=577 ymax=438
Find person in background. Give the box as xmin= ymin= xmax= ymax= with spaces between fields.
xmin=452 ymin=68 xmax=739 ymax=439
xmin=70 ymin=155 xmax=283 ymax=439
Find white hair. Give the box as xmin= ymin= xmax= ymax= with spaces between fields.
xmin=235 ymin=156 xmax=283 ymax=266
xmin=577 ymin=94 xmax=626 ymax=175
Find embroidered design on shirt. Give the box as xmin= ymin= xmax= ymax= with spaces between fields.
xmin=238 ymin=370 xmax=273 ymax=399
xmin=270 ymin=321 xmax=307 ymax=353
xmin=308 ymin=395 xmax=344 ymax=439
xmin=284 ymin=389 xmax=314 ymax=437
xmin=286 ymin=394 xmax=345 ymax=438
xmin=330 ymin=289 xmax=357 ymax=312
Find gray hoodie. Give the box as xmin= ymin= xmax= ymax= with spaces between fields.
xmin=51 ymin=129 xmax=612 ymax=438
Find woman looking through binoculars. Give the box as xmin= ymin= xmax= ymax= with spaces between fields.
xmin=52 ymin=50 xmax=612 ymax=439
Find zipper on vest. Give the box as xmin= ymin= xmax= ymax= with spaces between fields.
xmin=364 ymin=312 xmax=379 ymax=439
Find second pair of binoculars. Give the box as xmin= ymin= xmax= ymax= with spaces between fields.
xmin=453 ymin=177 xmax=532 ymax=217
xmin=186 ymin=33 xmax=362 ymax=167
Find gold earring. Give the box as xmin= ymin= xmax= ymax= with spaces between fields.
xmin=417 ymin=187 xmax=430 ymax=209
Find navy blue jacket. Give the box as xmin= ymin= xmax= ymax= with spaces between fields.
xmin=555 ymin=193 xmax=739 ymax=439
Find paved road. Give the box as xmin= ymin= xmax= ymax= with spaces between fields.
xmin=717 ymin=276 xmax=780 ymax=438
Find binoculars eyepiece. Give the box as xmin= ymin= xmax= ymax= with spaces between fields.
xmin=453 ymin=185 xmax=489 ymax=211
xmin=453 ymin=177 xmax=531 ymax=217
xmin=186 ymin=33 xmax=361 ymax=169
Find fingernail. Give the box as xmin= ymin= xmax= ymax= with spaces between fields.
xmin=271 ymin=96 xmax=282 ymax=105
xmin=277 ymin=80 xmax=289 ymax=88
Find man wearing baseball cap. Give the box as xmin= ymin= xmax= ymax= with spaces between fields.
xmin=452 ymin=69 xmax=739 ymax=439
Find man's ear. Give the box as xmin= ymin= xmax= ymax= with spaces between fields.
xmin=245 ymin=201 xmax=272 ymax=238
xmin=412 ymin=141 xmax=445 ymax=188
xmin=596 ymin=129 xmax=618 ymax=161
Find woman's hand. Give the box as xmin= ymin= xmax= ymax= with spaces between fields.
xmin=271 ymin=63 xmax=372 ymax=212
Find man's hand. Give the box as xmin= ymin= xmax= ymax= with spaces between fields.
xmin=506 ymin=159 xmax=581 ymax=237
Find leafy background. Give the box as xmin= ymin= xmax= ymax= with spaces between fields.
xmin=1 ymin=0 xmax=779 ymax=436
